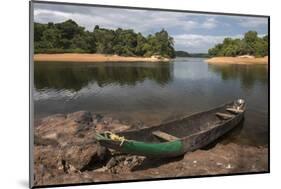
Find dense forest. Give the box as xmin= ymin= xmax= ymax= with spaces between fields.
xmin=34 ymin=19 xmax=175 ymax=58
xmin=189 ymin=53 xmax=209 ymax=58
xmin=175 ymin=51 xmax=209 ymax=58
xmin=208 ymin=31 xmax=268 ymax=57
xmin=175 ymin=51 xmax=190 ymax=57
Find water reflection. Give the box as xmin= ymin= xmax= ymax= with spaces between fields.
xmin=33 ymin=58 xmax=268 ymax=146
xmin=208 ymin=64 xmax=268 ymax=89
xmin=34 ymin=62 xmax=173 ymax=91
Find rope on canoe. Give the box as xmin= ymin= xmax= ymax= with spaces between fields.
xmin=104 ymin=131 xmax=126 ymax=146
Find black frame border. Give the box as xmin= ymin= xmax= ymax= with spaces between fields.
xmin=29 ymin=0 xmax=270 ymax=188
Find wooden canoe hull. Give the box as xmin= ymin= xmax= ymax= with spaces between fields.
xmin=181 ymin=112 xmax=244 ymax=152
xmin=96 ymin=100 xmax=245 ymax=158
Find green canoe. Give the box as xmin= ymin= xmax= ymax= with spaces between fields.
xmin=95 ymin=99 xmax=246 ymax=158
xmin=95 ymin=133 xmax=184 ymax=157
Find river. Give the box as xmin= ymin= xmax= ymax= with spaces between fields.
xmin=34 ymin=58 xmax=268 ymax=146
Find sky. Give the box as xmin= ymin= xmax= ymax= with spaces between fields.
xmin=33 ymin=2 xmax=268 ymax=53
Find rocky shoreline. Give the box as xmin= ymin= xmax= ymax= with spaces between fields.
xmin=33 ymin=111 xmax=268 ymax=186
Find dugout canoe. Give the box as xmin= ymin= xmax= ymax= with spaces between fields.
xmin=95 ymin=99 xmax=246 ymax=158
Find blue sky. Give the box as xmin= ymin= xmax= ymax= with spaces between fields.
xmin=34 ymin=2 xmax=268 ymax=53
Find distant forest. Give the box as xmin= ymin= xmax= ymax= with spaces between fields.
xmin=175 ymin=51 xmax=209 ymax=58
xmin=175 ymin=51 xmax=190 ymax=57
xmin=34 ymin=19 xmax=176 ymax=58
xmin=208 ymin=31 xmax=268 ymax=57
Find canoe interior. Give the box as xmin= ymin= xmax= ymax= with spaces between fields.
xmin=118 ymin=101 xmax=240 ymax=143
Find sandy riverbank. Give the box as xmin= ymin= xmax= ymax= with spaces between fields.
xmin=206 ymin=56 xmax=268 ymax=65
xmin=34 ymin=53 xmax=171 ymax=62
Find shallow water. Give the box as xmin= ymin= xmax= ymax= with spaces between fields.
xmin=34 ymin=58 xmax=268 ymax=146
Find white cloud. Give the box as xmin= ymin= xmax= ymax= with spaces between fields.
xmin=238 ymin=17 xmax=268 ymax=28
xmin=34 ymin=10 xmax=70 ymax=23
xmin=174 ymin=34 xmax=243 ymax=53
xmin=201 ymin=18 xmax=218 ymax=29
xmin=34 ymin=5 xmax=218 ymax=33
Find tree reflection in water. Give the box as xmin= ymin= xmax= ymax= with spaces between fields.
xmin=208 ymin=64 xmax=268 ymax=89
xmin=34 ymin=62 xmax=174 ymax=91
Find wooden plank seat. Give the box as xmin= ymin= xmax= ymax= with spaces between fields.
xmin=216 ymin=112 xmax=235 ymax=120
xmin=226 ymin=108 xmax=243 ymax=114
xmin=152 ymin=130 xmax=179 ymax=141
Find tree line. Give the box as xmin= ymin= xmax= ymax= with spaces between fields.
xmin=34 ymin=19 xmax=175 ymax=58
xmin=208 ymin=31 xmax=268 ymax=57
xmin=175 ymin=51 xmax=209 ymax=58
xmin=175 ymin=51 xmax=190 ymax=57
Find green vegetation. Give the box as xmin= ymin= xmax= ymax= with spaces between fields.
xmin=34 ymin=19 xmax=175 ymax=58
xmin=208 ymin=31 xmax=268 ymax=57
xmin=189 ymin=53 xmax=209 ymax=58
xmin=175 ymin=51 xmax=209 ymax=58
xmin=175 ymin=51 xmax=190 ymax=57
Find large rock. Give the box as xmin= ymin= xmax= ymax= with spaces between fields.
xmin=33 ymin=111 xmax=116 ymax=186
xmin=33 ymin=111 xmax=132 ymax=180
xmin=67 ymin=111 xmax=93 ymax=124
xmin=35 ymin=112 xmax=130 ymax=145
xmin=62 ymin=143 xmax=109 ymax=171
xmin=35 ymin=110 xmax=100 ymax=141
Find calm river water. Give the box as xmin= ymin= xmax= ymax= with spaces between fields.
xmin=34 ymin=58 xmax=268 ymax=146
